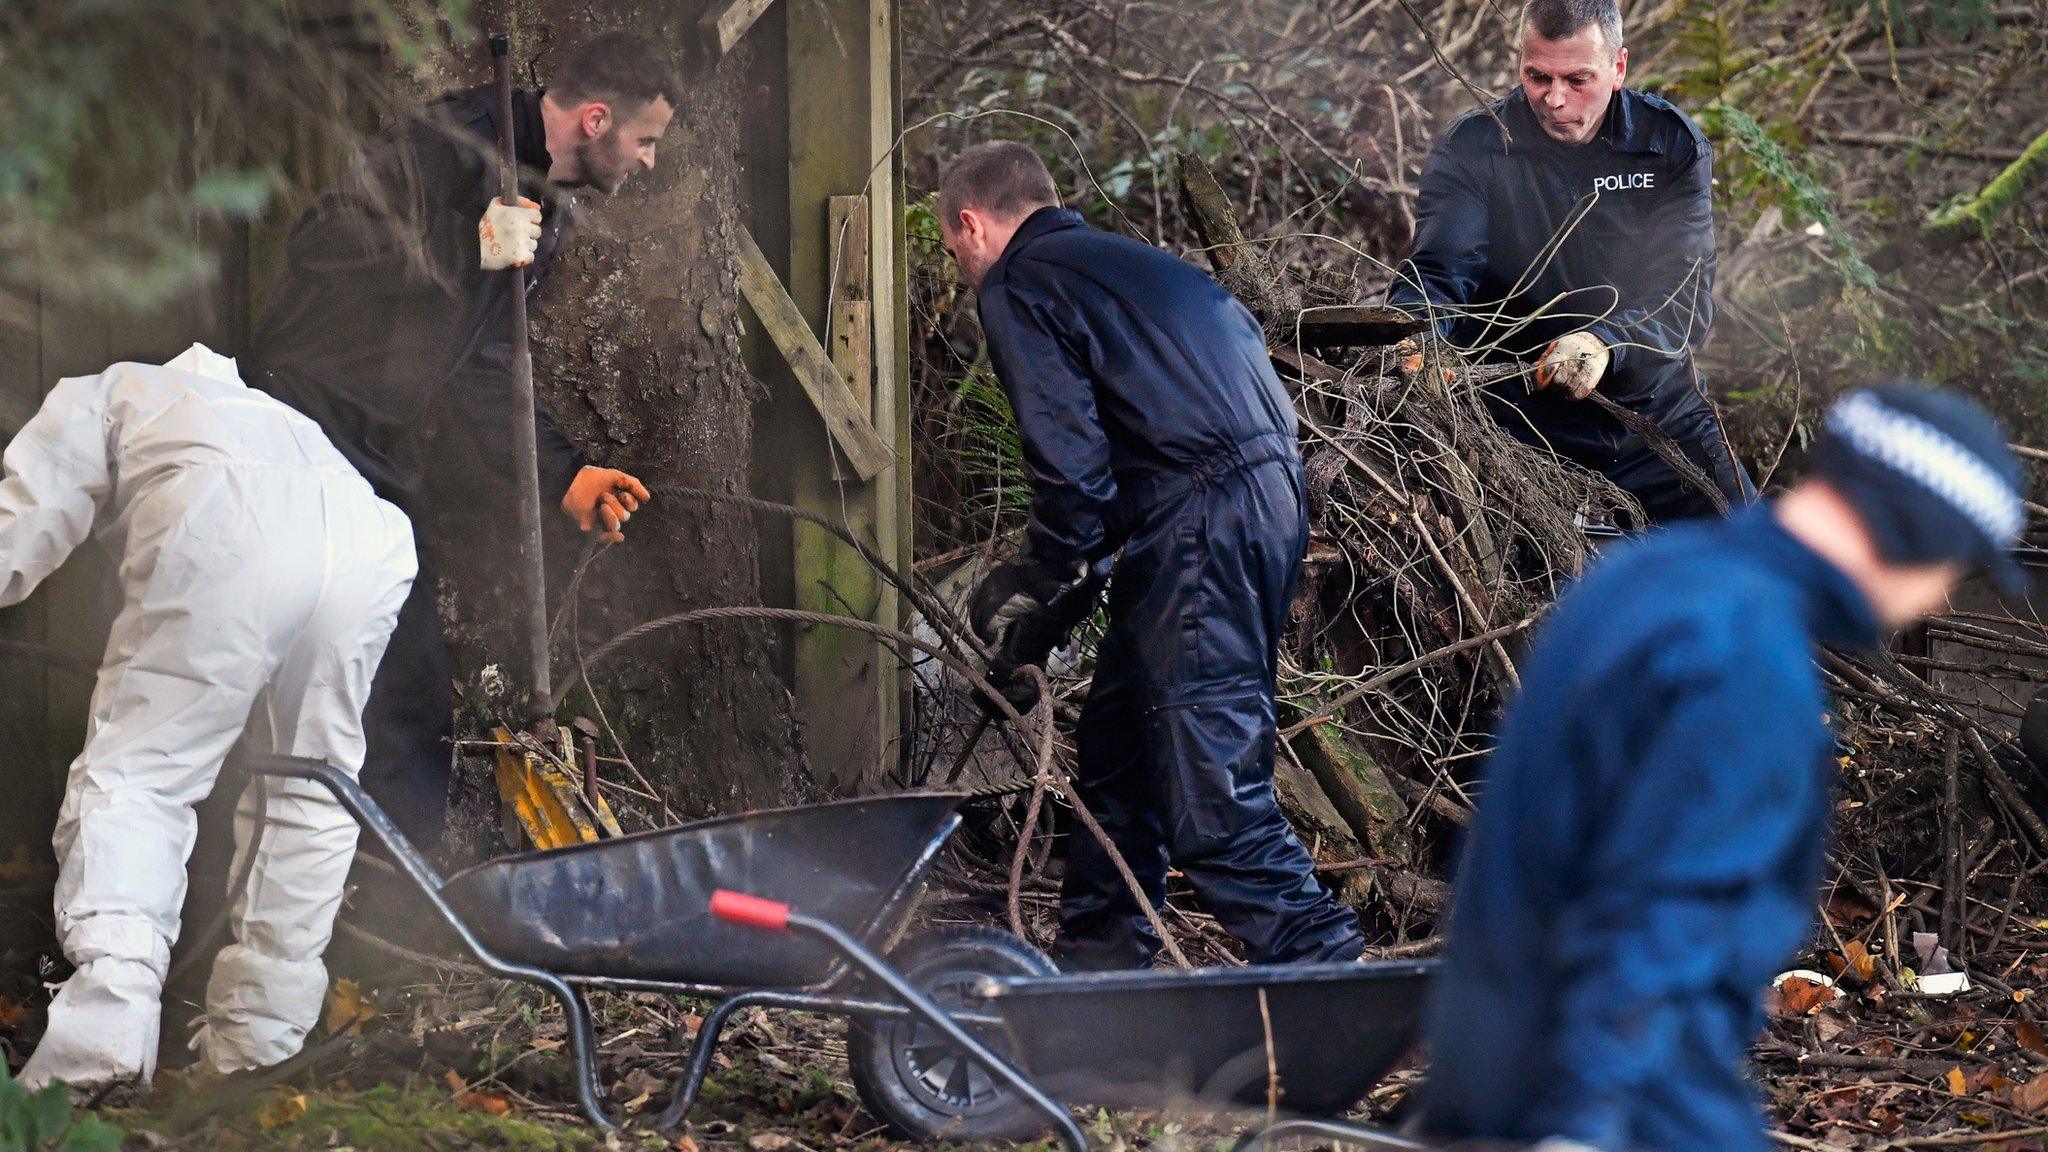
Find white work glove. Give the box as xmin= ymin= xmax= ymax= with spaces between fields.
xmin=1535 ymin=331 xmax=1610 ymax=400
xmin=480 ymin=197 xmax=542 ymax=271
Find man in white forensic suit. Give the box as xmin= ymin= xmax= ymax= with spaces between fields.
xmin=5 ymin=343 xmax=415 ymax=1090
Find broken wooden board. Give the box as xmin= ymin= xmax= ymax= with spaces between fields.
xmin=491 ymin=726 xmax=622 ymax=851
xmin=828 ymin=195 xmax=874 ymax=410
xmin=699 ymin=0 xmax=780 ymax=59
xmin=1285 ymin=722 xmax=1414 ymax=866
xmin=1290 ymin=305 xmax=1428 ymax=348
xmin=735 ymin=224 xmax=894 ymax=481
xmin=1270 ymin=345 xmax=1343 ymax=386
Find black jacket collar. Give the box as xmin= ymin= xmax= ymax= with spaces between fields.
xmin=984 ymin=205 xmax=1084 ymax=290
xmin=431 ymin=85 xmax=559 ymax=207
xmin=1501 ymin=87 xmax=1668 ymax=157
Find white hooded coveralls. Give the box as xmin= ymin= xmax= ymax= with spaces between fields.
xmin=6 ymin=344 xmax=416 ymax=1088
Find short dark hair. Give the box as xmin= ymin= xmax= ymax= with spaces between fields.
xmin=1522 ymin=0 xmax=1624 ymax=52
xmin=937 ymin=141 xmax=1060 ymax=227
xmin=549 ymin=32 xmax=680 ymax=115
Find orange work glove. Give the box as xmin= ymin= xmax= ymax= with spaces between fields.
xmin=562 ymin=467 xmax=650 ymax=543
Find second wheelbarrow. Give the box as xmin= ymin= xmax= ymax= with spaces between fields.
xmin=710 ymin=886 xmax=1434 ymax=1151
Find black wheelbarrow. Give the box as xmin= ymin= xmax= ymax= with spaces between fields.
xmin=243 ymin=754 xmax=1429 ymax=1151
xmin=710 ymin=887 xmax=1434 ymax=1152
xmin=240 ymin=753 xmax=1083 ymax=1148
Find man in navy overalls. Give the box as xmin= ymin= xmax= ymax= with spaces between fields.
xmin=939 ymin=141 xmax=1364 ymax=969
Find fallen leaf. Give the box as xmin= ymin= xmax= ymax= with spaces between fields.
xmin=2019 ymin=1018 xmax=2048 ymax=1055
xmin=324 ymin=978 xmax=376 ymax=1036
xmin=2016 ymin=1071 xmax=2048 ymax=1113
xmin=443 ymin=1069 xmax=511 ymax=1115
xmin=1777 ymin=977 xmax=1838 ymax=1016
xmin=456 ymin=1090 xmax=512 ymax=1116
xmin=259 ymin=1086 xmax=308 ymax=1130
xmin=621 ymin=1091 xmax=653 ymax=1115
xmin=749 ymin=1135 xmax=797 ymax=1152
xmin=1842 ymin=940 xmax=1876 ymax=983
xmin=1824 ymin=885 xmax=1879 ymax=927
xmin=1814 ymin=1012 xmax=1847 ymax=1044
xmin=616 ymin=1068 xmax=663 ymax=1098
xmin=673 ymin=1138 xmax=699 ymax=1152
xmin=1947 ymin=1066 xmax=1969 ymax=1096
xmin=0 ymin=996 xmax=27 ymax=1032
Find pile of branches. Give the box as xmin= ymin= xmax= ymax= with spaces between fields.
xmin=903 ymin=0 xmax=2048 ymax=485
xmin=907 ymin=153 xmax=1646 ymax=954
xmin=905 ymin=151 xmax=2048 ymax=1141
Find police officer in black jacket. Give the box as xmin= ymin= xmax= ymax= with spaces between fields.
xmin=249 ymin=34 xmax=672 ymax=845
xmin=1390 ymin=0 xmax=1752 ymax=523
xmin=942 ymin=142 xmax=1365 ymax=969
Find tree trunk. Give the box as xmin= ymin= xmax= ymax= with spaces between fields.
xmin=422 ymin=3 xmax=807 ymax=830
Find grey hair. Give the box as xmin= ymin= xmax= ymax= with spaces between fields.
xmin=1521 ymin=0 xmax=1625 ymax=53
xmin=937 ymin=141 xmax=1060 ymax=226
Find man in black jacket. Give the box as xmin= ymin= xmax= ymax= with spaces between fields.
xmin=1390 ymin=0 xmax=1752 ymax=522
xmin=249 ymin=34 xmax=671 ymax=845
xmin=942 ymin=142 xmax=1364 ymax=969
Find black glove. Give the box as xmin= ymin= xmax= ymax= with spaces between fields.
xmin=967 ymin=556 xmax=1106 ymax=716
xmin=2023 ymin=685 xmax=2048 ymax=771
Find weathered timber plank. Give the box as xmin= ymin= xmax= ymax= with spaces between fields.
xmin=735 ymin=223 xmax=893 ymax=480
xmin=699 ymin=0 xmax=781 ymax=59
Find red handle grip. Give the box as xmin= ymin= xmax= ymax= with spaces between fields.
xmin=710 ymin=889 xmax=791 ymax=932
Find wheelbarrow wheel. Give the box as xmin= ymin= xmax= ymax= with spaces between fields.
xmin=849 ymin=925 xmax=1056 ymax=1142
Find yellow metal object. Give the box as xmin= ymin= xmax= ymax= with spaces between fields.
xmin=492 ymin=725 xmax=623 ymax=850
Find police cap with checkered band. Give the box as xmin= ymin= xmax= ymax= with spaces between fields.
xmin=1810 ymin=383 xmax=2027 ymax=593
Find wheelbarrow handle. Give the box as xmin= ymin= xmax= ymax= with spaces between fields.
xmin=709 ymin=889 xmax=791 ymax=931
xmin=706 ymin=890 xmax=1089 ymax=1152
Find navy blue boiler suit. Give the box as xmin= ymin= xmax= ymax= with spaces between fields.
xmin=1390 ymin=88 xmax=1753 ymax=522
xmin=1422 ymin=509 xmax=1880 ymax=1152
xmin=977 ymin=207 xmax=1364 ymax=967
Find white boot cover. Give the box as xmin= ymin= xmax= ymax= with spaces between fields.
xmin=17 ymin=956 xmax=164 ymax=1090
xmin=191 ymin=944 xmax=331 ymax=1074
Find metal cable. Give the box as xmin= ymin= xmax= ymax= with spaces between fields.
xmin=559 ymin=602 xmax=1193 ymax=966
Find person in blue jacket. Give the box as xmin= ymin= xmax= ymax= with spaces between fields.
xmin=1423 ymin=384 xmax=2025 ymax=1152
xmin=937 ymin=141 xmax=1365 ymax=969
xmin=1389 ymin=0 xmax=1752 ymax=523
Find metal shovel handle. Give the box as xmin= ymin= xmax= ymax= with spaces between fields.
xmin=489 ymin=31 xmax=555 ymax=724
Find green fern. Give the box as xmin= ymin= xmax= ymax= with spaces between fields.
xmin=1703 ymin=105 xmax=1877 ymax=292
xmin=948 ymin=365 xmax=1031 ymax=524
